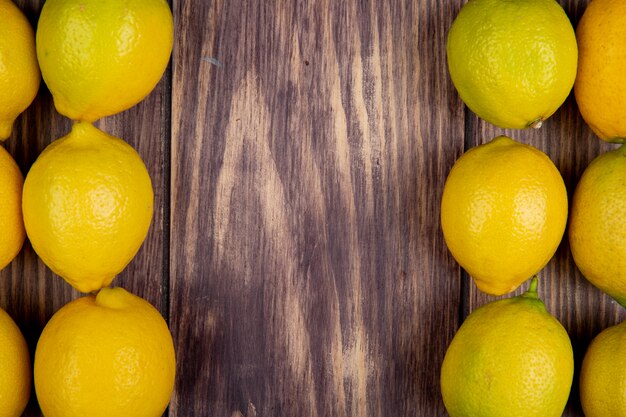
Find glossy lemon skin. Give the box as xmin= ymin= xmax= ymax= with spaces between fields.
xmin=569 ymin=146 xmax=626 ymax=306
xmin=447 ymin=0 xmax=577 ymax=129
xmin=441 ymin=281 xmax=574 ymax=417
xmin=34 ymin=287 xmax=176 ymax=417
xmin=22 ymin=122 xmax=153 ymax=293
xmin=36 ymin=0 xmax=173 ymax=122
xmin=441 ymin=136 xmax=568 ymax=295
xmin=0 ymin=0 xmax=40 ymax=139
xmin=0 ymin=146 xmax=25 ymax=271
xmin=575 ymin=0 xmax=626 ymax=142
xmin=0 ymin=307 xmax=31 ymax=417
xmin=580 ymin=320 xmax=626 ymax=417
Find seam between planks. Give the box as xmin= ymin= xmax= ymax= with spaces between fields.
xmin=163 ymin=1 xmax=174 ymax=415
xmin=458 ymin=104 xmax=471 ymax=324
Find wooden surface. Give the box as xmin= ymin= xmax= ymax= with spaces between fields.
xmin=2 ymin=0 xmax=624 ymax=416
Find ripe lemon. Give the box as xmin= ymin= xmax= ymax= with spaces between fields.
xmin=34 ymin=287 xmax=176 ymax=417
xmin=22 ymin=122 xmax=153 ymax=293
xmin=0 ymin=307 xmax=31 ymax=417
xmin=36 ymin=0 xmax=173 ymax=122
xmin=441 ymin=278 xmax=574 ymax=417
xmin=0 ymin=145 xmax=25 ymax=271
xmin=575 ymin=0 xmax=626 ymax=142
xmin=0 ymin=0 xmax=40 ymax=140
xmin=441 ymin=136 xmax=568 ymax=295
xmin=569 ymin=146 xmax=626 ymax=306
xmin=580 ymin=320 xmax=626 ymax=417
xmin=447 ymin=0 xmax=577 ymax=129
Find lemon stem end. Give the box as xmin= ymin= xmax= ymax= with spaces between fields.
xmin=522 ymin=276 xmax=539 ymax=299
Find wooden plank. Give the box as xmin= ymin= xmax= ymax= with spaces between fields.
xmin=0 ymin=1 xmax=170 ymax=415
xmin=95 ymin=85 xmax=170 ymax=312
xmin=464 ymin=1 xmax=626 ymax=416
xmin=170 ymin=0 xmax=464 ymax=415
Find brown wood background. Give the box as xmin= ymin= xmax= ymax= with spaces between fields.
xmin=2 ymin=0 xmax=624 ymax=416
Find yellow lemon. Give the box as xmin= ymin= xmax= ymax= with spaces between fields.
xmin=441 ymin=278 xmax=574 ymax=417
xmin=569 ymin=146 xmax=626 ymax=306
xmin=575 ymin=0 xmax=626 ymax=142
xmin=0 ymin=307 xmax=31 ymax=417
xmin=0 ymin=0 xmax=40 ymax=139
xmin=22 ymin=122 xmax=153 ymax=293
xmin=36 ymin=0 xmax=173 ymax=122
xmin=0 ymin=145 xmax=25 ymax=271
xmin=34 ymin=287 xmax=176 ymax=417
xmin=580 ymin=320 xmax=626 ymax=417
xmin=441 ymin=136 xmax=568 ymax=295
xmin=447 ymin=0 xmax=577 ymax=129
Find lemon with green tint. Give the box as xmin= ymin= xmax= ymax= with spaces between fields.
xmin=569 ymin=145 xmax=626 ymax=306
xmin=0 ymin=145 xmax=25 ymax=271
xmin=580 ymin=319 xmax=626 ymax=417
xmin=447 ymin=0 xmax=577 ymax=129
xmin=441 ymin=278 xmax=574 ymax=417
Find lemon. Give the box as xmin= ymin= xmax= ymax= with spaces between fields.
xmin=447 ymin=0 xmax=577 ymax=129
xmin=440 ymin=278 xmax=574 ymax=417
xmin=0 ymin=145 xmax=25 ymax=271
xmin=575 ymin=0 xmax=626 ymax=142
xmin=0 ymin=0 xmax=40 ymax=140
xmin=22 ymin=122 xmax=153 ymax=293
xmin=569 ymin=146 xmax=626 ymax=306
xmin=36 ymin=0 xmax=173 ymax=122
xmin=34 ymin=287 xmax=175 ymax=417
xmin=580 ymin=319 xmax=626 ymax=417
xmin=441 ymin=136 xmax=568 ymax=295
xmin=0 ymin=307 xmax=31 ymax=417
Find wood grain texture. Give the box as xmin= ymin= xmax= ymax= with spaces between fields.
xmin=1 ymin=0 xmax=623 ymax=416
xmin=170 ymin=0 xmax=463 ymax=415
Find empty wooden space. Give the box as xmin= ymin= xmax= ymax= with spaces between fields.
xmin=2 ymin=0 xmax=623 ymax=416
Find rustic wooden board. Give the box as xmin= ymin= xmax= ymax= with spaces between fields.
xmin=0 ymin=0 xmax=623 ymax=416
xmin=169 ymin=0 xmax=465 ymax=415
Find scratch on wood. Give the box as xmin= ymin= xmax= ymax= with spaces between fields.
xmin=202 ymin=56 xmax=223 ymax=67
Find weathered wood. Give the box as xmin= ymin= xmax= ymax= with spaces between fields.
xmin=170 ymin=0 xmax=464 ymax=415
